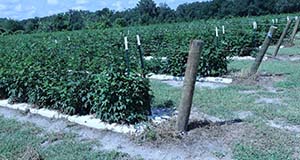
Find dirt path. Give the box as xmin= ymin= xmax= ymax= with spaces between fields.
xmin=0 ymin=106 xmax=246 ymax=160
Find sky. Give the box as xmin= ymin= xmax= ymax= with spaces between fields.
xmin=0 ymin=0 xmax=200 ymax=20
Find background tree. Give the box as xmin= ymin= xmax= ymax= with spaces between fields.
xmin=1 ymin=19 xmax=24 ymax=33
xmin=67 ymin=10 xmax=85 ymax=31
xmin=114 ymin=18 xmax=128 ymax=27
xmin=51 ymin=14 xmax=68 ymax=31
xmin=157 ymin=3 xmax=176 ymax=23
xmin=2 ymin=0 xmax=300 ymax=34
xmin=23 ymin=18 xmax=39 ymax=33
xmin=136 ymin=0 xmax=158 ymax=24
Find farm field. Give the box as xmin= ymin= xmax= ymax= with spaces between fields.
xmin=1 ymin=38 xmax=300 ymax=159
xmin=1 ymin=12 xmax=300 ymax=159
xmin=0 ymin=37 xmax=300 ymax=160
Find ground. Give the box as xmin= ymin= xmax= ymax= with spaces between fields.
xmin=1 ymin=36 xmax=300 ymax=160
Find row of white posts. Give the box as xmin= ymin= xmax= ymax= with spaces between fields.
xmin=123 ymin=35 xmax=144 ymax=77
xmin=214 ymin=16 xmax=299 ymax=37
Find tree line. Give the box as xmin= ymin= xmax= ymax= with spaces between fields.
xmin=1 ymin=0 xmax=300 ymax=34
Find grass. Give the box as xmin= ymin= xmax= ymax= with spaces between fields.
xmin=233 ymin=121 xmax=299 ymax=160
xmin=267 ymin=39 xmax=300 ymax=56
xmin=150 ymin=38 xmax=300 ymax=159
xmin=151 ymin=80 xmax=181 ymax=108
xmin=0 ymin=116 xmax=132 ymax=160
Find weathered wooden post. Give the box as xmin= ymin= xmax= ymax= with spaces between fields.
xmin=249 ymin=26 xmax=277 ymax=76
xmin=273 ymin=19 xmax=292 ymax=57
xmin=289 ymin=16 xmax=300 ymax=45
xmin=176 ymin=40 xmax=204 ymax=133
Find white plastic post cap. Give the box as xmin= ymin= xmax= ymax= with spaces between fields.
xmin=222 ymin=25 xmax=225 ymax=34
xmin=137 ymin=35 xmax=141 ymax=46
xmin=124 ymin=37 xmax=128 ymax=50
xmin=253 ymin=21 xmax=257 ymax=29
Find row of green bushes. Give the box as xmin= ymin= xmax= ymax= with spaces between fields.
xmin=0 ymin=16 xmax=290 ymax=124
xmin=139 ymin=21 xmax=267 ymax=76
xmin=1 ymin=18 xmax=285 ymax=78
xmin=141 ymin=18 xmax=294 ymax=76
xmin=0 ymin=35 xmax=151 ymax=124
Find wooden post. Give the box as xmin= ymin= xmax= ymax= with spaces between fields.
xmin=176 ymin=40 xmax=204 ymax=133
xmin=289 ymin=16 xmax=300 ymax=45
xmin=273 ymin=20 xmax=292 ymax=57
xmin=250 ymin=26 xmax=277 ymax=76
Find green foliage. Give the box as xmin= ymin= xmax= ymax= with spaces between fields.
xmin=221 ymin=26 xmax=264 ymax=57
xmin=0 ymin=31 xmax=151 ymax=124
xmin=137 ymin=0 xmax=158 ymax=24
xmin=0 ymin=19 xmax=24 ymax=32
xmin=136 ymin=20 xmax=267 ymax=76
xmin=114 ymin=18 xmax=128 ymax=27
xmin=90 ymin=68 xmax=152 ymax=124
xmin=144 ymin=58 xmax=168 ymax=74
xmin=67 ymin=10 xmax=85 ymax=31
xmin=201 ymin=43 xmax=229 ymax=76
xmin=166 ymin=50 xmax=188 ymax=77
xmin=0 ymin=14 xmax=292 ymax=123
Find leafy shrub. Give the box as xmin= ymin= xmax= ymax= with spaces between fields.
xmin=166 ymin=50 xmax=188 ymax=77
xmin=0 ymin=34 xmax=151 ymax=124
xmin=161 ymin=31 xmax=230 ymax=77
xmin=5 ymin=61 xmax=152 ymax=123
xmin=144 ymin=57 xmax=168 ymax=74
xmin=90 ymin=68 xmax=152 ymax=124
xmin=200 ymin=44 xmax=228 ymax=77
xmin=3 ymin=65 xmax=151 ymax=124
